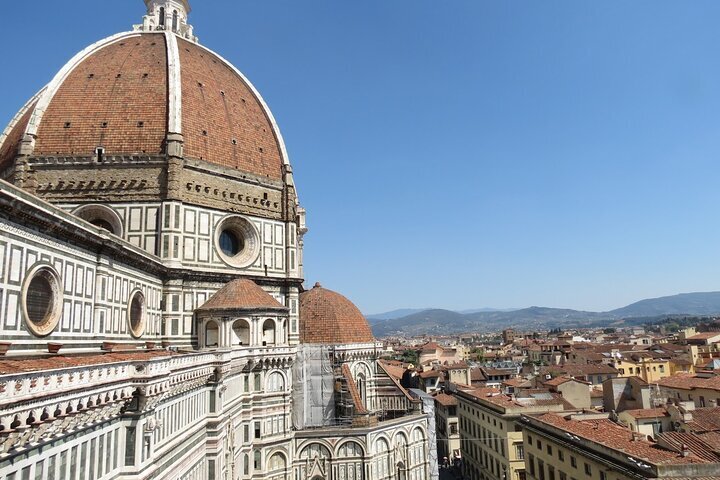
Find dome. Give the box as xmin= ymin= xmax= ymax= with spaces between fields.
xmin=198 ymin=279 xmax=287 ymax=312
xmin=0 ymin=5 xmax=288 ymax=181
xmin=299 ymin=283 xmax=375 ymax=345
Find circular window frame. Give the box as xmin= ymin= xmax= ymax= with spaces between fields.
xmin=127 ymin=289 xmax=147 ymax=339
xmin=72 ymin=204 xmax=124 ymax=237
xmin=21 ymin=263 xmax=63 ymax=337
xmin=214 ymin=215 xmax=261 ymax=268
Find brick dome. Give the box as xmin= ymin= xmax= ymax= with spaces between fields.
xmin=0 ymin=30 xmax=287 ymax=180
xmin=299 ymin=283 xmax=375 ymax=345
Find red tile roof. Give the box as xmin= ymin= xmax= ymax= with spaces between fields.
xmin=533 ymin=413 xmax=708 ymax=465
xmin=434 ymin=393 xmax=458 ymax=407
xmin=0 ymin=350 xmax=178 ymax=375
xmin=622 ymin=407 xmax=669 ymax=419
xmin=657 ymin=374 xmax=720 ymax=392
xmin=685 ymin=407 xmax=720 ymax=433
xmin=341 ymin=363 xmax=368 ymax=415
xmin=658 ymin=432 xmax=720 ymax=462
xmin=197 ymin=279 xmax=286 ymax=311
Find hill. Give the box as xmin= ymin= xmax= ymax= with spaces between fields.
xmin=608 ymin=292 xmax=720 ymax=317
xmin=371 ymin=291 xmax=720 ymax=337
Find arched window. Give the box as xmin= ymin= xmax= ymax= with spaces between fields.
xmin=172 ymin=10 xmax=179 ymax=31
xmin=266 ymin=371 xmax=285 ymax=392
xmin=300 ymin=443 xmax=331 ymax=460
xmin=337 ymin=441 xmax=363 ymax=458
xmin=73 ymin=204 xmax=124 ymax=237
xmin=397 ymin=461 xmax=407 ymax=480
xmin=232 ymin=319 xmax=251 ymax=346
xmin=411 ymin=428 xmax=426 ymax=467
xmin=158 ymin=7 xmax=165 ymax=26
xmin=267 ymin=452 xmax=287 ymax=472
xmin=262 ymin=319 xmax=276 ymax=346
xmin=357 ymin=373 xmax=366 ymax=406
xmin=374 ymin=438 xmax=391 ymax=479
xmin=205 ymin=320 xmax=219 ymax=347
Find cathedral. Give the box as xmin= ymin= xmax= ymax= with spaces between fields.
xmin=0 ymin=1 xmax=437 ymax=479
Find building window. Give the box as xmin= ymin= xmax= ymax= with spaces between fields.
xmin=215 ymin=215 xmax=260 ymax=268
xmin=547 ymin=445 xmax=552 ymax=455
xmin=128 ymin=290 xmax=146 ymax=338
xmin=600 ymin=472 xmax=607 ymax=480
xmin=22 ymin=264 xmax=63 ymax=337
xmin=219 ymin=229 xmax=243 ymax=257
xmin=584 ymin=463 xmax=592 ymax=475
xmin=570 ymin=456 xmax=577 ymax=468
xmin=73 ymin=204 xmax=123 ymax=236
xmin=528 ymin=454 xmax=535 ymax=476
xmin=548 ymin=466 xmax=556 ymax=480
xmin=515 ymin=443 xmax=525 ymax=460
xmin=558 ymin=450 xmax=564 ymax=461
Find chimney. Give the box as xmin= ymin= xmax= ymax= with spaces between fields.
xmin=680 ymin=444 xmax=690 ymax=457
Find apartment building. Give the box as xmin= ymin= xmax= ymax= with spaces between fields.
xmin=456 ymin=388 xmax=571 ymax=480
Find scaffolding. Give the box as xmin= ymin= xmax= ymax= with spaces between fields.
xmin=292 ymin=345 xmax=336 ymax=429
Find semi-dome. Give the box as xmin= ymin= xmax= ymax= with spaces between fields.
xmin=299 ymin=283 xmax=375 ymax=345
xmin=0 ymin=1 xmax=288 ymax=181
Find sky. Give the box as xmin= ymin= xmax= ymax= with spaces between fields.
xmin=3 ymin=1 xmax=720 ymax=314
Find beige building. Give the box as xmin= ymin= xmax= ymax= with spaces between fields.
xmin=418 ymin=342 xmax=467 ymax=366
xmin=434 ymin=393 xmax=460 ymax=462
xmin=522 ymin=412 xmax=720 ymax=480
xmin=617 ymin=407 xmax=671 ymax=438
xmin=657 ymin=374 xmax=720 ymax=408
xmin=456 ymin=388 xmax=571 ymax=480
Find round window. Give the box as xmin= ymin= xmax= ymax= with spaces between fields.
xmin=127 ymin=290 xmax=146 ymax=338
xmin=22 ymin=264 xmax=63 ymax=337
xmin=219 ymin=229 xmax=244 ymax=257
xmin=214 ymin=215 xmax=260 ymax=268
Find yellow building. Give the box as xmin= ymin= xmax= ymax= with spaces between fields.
xmin=456 ymin=388 xmax=570 ymax=480
xmin=612 ymin=352 xmax=672 ymax=383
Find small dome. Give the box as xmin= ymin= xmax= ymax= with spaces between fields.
xmin=198 ymin=279 xmax=286 ymax=311
xmin=299 ymin=284 xmax=374 ymax=344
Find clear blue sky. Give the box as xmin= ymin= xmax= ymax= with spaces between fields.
xmin=3 ymin=1 xmax=720 ymax=314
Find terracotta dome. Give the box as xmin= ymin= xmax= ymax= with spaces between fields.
xmin=299 ymin=283 xmax=375 ymax=345
xmin=0 ymin=19 xmax=287 ymax=180
xmin=198 ymin=279 xmax=287 ymax=312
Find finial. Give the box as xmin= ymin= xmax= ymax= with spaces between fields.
xmin=134 ymin=0 xmax=197 ymax=42
xmin=314 ymin=282 xmax=322 ymax=289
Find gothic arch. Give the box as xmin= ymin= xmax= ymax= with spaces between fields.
xmin=335 ymin=439 xmax=365 ymax=458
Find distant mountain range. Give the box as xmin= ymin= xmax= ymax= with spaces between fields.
xmin=368 ymin=291 xmax=720 ymax=337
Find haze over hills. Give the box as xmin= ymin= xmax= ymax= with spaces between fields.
xmin=369 ymin=291 xmax=720 ymax=337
